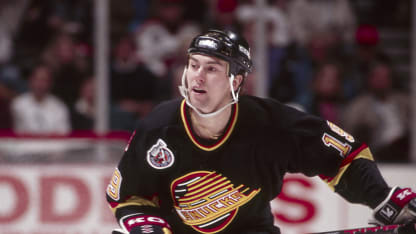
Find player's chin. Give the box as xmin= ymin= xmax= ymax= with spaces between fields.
xmin=194 ymin=105 xmax=212 ymax=114
xmin=189 ymin=94 xmax=208 ymax=106
xmin=190 ymin=100 xmax=214 ymax=114
xmin=190 ymin=90 xmax=207 ymax=100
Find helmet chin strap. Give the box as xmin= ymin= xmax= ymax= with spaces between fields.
xmin=178 ymin=66 xmax=240 ymax=118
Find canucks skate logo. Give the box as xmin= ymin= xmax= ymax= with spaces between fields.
xmin=146 ymin=139 xmax=175 ymax=169
xmin=171 ymin=171 xmax=260 ymax=233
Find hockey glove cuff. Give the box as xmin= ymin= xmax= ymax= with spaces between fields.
xmin=119 ymin=213 xmax=172 ymax=234
xmin=372 ymin=187 xmax=416 ymax=225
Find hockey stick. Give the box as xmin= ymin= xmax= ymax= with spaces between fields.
xmin=309 ymin=222 xmax=416 ymax=234
xmin=112 ymin=223 xmax=416 ymax=234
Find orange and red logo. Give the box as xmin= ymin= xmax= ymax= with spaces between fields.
xmin=171 ymin=171 xmax=260 ymax=233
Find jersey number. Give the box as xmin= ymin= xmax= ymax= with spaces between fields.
xmin=107 ymin=168 xmax=122 ymax=201
xmin=327 ymin=121 xmax=354 ymax=143
xmin=322 ymin=133 xmax=351 ymax=157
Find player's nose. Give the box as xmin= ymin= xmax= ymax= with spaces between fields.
xmin=194 ymin=68 xmax=206 ymax=83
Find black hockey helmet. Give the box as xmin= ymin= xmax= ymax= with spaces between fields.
xmin=188 ymin=29 xmax=253 ymax=77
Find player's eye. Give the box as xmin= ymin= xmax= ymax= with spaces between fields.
xmin=190 ymin=63 xmax=199 ymax=70
xmin=207 ymin=66 xmax=217 ymax=72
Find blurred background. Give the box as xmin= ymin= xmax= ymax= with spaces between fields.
xmin=0 ymin=0 xmax=415 ymax=233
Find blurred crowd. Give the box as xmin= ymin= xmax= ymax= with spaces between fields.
xmin=0 ymin=0 xmax=412 ymax=162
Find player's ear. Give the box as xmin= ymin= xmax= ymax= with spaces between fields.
xmin=232 ymin=74 xmax=244 ymax=91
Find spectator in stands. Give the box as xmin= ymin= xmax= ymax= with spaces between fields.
xmin=266 ymin=0 xmax=355 ymax=107
xmin=11 ymin=64 xmax=71 ymax=135
xmin=268 ymin=37 xmax=316 ymax=106
xmin=0 ymin=0 xmax=27 ymax=131
xmin=0 ymin=63 xmax=25 ymax=131
xmin=42 ymin=32 xmax=90 ymax=107
xmin=13 ymin=0 xmax=57 ymax=70
xmin=71 ymin=77 xmax=95 ymax=130
xmin=0 ymin=1 xmax=28 ymax=115
xmin=307 ymin=62 xmax=345 ymax=124
xmin=110 ymin=35 xmax=158 ymax=124
xmin=287 ymin=0 xmax=356 ymax=47
xmin=236 ymin=0 xmax=292 ymax=48
xmin=0 ymin=82 xmax=14 ymax=130
xmin=236 ymin=0 xmax=293 ymax=99
xmin=270 ymin=26 xmax=355 ymax=108
xmin=49 ymin=0 xmax=93 ymax=42
xmin=181 ymin=0 xmax=209 ymax=26
xmin=134 ymin=0 xmax=196 ymax=78
xmin=110 ymin=0 xmax=136 ymax=47
xmin=343 ymin=24 xmax=390 ymax=99
xmin=350 ymin=0 xmax=411 ymax=28
xmin=133 ymin=0 xmax=202 ymax=107
xmin=71 ymin=75 xmax=139 ymax=132
xmin=0 ymin=0 xmax=28 ymax=66
xmin=205 ymin=0 xmax=241 ymax=33
xmin=342 ymin=61 xmax=410 ymax=162
xmin=15 ymin=0 xmax=92 ymax=50
xmin=128 ymin=0 xmax=152 ymax=31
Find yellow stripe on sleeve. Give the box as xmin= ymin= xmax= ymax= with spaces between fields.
xmin=109 ymin=195 xmax=160 ymax=214
xmin=322 ymin=146 xmax=374 ymax=190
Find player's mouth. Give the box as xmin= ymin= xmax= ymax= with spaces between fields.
xmin=192 ymin=87 xmax=206 ymax=94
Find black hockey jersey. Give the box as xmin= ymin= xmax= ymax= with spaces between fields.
xmin=106 ymin=96 xmax=390 ymax=234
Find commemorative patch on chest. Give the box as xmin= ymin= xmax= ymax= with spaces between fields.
xmin=146 ymin=139 xmax=175 ymax=169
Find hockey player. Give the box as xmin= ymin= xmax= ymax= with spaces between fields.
xmin=106 ymin=29 xmax=416 ymax=234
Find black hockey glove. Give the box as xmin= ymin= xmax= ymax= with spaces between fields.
xmin=117 ymin=213 xmax=172 ymax=234
xmin=373 ymin=187 xmax=416 ymax=225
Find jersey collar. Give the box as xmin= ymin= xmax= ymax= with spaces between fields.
xmin=180 ymin=99 xmax=238 ymax=151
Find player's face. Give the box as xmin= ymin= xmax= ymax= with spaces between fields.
xmin=186 ymin=54 xmax=235 ymax=114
